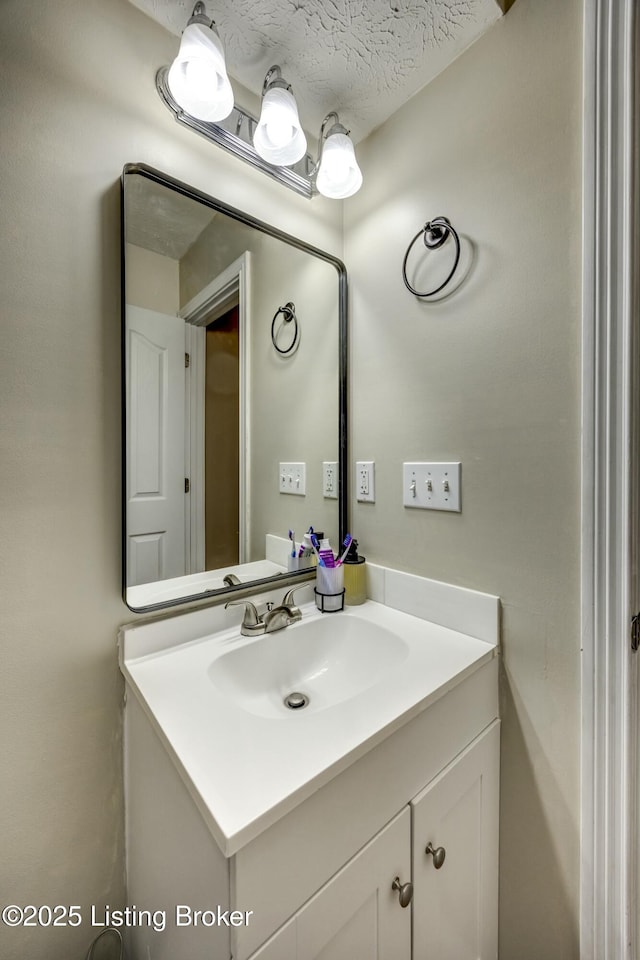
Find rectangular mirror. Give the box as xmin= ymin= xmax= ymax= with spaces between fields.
xmin=122 ymin=164 xmax=347 ymax=611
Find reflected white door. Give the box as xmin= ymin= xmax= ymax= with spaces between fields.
xmin=126 ymin=305 xmax=185 ymax=586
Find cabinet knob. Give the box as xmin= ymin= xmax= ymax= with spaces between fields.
xmin=391 ymin=876 xmax=413 ymax=908
xmin=425 ymin=841 xmax=446 ymax=869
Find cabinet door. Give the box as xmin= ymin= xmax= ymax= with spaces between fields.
xmin=412 ymin=721 xmax=500 ymax=960
xmin=247 ymin=916 xmax=296 ymax=960
xmin=249 ymin=807 xmax=412 ymax=960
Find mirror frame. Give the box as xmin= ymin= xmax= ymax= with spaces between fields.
xmin=121 ymin=163 xmax=348 ymax=612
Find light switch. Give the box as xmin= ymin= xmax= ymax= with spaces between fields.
xmin=402 ymin=462 xmax=461 ymax=512
xmin=279 ymin=462 xmax=306 ymax=496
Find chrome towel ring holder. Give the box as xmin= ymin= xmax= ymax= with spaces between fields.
xmin=271 ymin=301 xmax=299 ymax=355
xmin=402 ymin=216 xmax=461 ymax=298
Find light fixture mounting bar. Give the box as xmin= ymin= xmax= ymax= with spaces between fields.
xmin=156 ymin=67 xmax=316 ymax=199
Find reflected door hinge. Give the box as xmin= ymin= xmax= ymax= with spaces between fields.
xmin=185 ymin=478 xmax=190 ymax=494
xmin=185 ymin=352 xmax=190 ymax=368
xmin=631 ymin=613 xmax=640 ymax=652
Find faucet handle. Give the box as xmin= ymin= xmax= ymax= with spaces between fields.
xmin=225 ymin=599 xmax=261 ymax=627
xmin=281 ymin=583 xmax=308 ymax=608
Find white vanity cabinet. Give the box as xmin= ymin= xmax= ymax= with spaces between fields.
xmin=123 ymin=654 xmax=499 ymax=960
xmin=120 ymin=587 xmax=501 ymax=960
xmin=246 ymin=722 xmax=500 ymax=960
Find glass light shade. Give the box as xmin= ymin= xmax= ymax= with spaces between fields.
xmin=253 ymin=87 xmax=307 ymax=166
xmin=316 ymin=132 xmax=363 ymax=199
xmin=167 ymin=22 xmax=234 ymax=122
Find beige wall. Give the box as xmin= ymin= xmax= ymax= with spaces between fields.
xmin=345 ymin=0 xmax=583 ymax=956
xmin=0 ymin=1 xmax=341 ymax=957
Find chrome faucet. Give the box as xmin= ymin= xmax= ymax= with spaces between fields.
xmin=263 ymin=586 xmax=304 ymax=632
xmin=226 ymin=585 xmax=306 ymax=636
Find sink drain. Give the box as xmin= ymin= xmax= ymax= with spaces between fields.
xmin=284 ymin=691 xmax=309 ymax=710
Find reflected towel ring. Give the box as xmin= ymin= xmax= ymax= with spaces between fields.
xmin=402 ymin=216 xmax=461 ymax=298
xmin=85 ymin=928 xmax=124 ymax=960
xmin=271 ymin=301 xmax=299 ymax=355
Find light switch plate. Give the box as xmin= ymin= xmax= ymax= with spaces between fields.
xmin=322 ymin=462 xmax=338 ymax=499
xmin=356 ymin=461 xmax=375 ymax=502
xmin=279 ymin=462 xmax=306 ymax=496
xmin=403 ymin=462 xmax=461 ymax=512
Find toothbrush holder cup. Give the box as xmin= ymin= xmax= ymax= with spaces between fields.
xmin=314 ymin=564 xmax=345 ymax=612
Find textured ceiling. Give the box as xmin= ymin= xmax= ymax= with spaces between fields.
xmin=125 ymin=175 xmax=217 ymax=258
xmin=128 ymin=0 xmax=503 ymax=143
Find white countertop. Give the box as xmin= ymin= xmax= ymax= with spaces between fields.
xmin=121 ymin=598 xmax=497 ymax=856
xmin=126 ymin=558 xmax=285 ymax=610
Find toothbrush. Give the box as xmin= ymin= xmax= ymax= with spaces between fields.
xmin=288 ymin=529 xmax=296 ymax=558
xmin=336 ymin=534 xmax=353 ymax=566
xmin=309 ymin=532 xmax=325 ymax=566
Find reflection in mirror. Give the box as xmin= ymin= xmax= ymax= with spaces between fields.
xmin=122 ymin=165 xmax=346 ymax=611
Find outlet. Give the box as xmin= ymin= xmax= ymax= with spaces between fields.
xmin=323 ymin=461 xmax=338 ymax=499
xmin=403 ymin=462 xmax=461 ymax=512
xmin=279 ymin=462 xmax=306 ymax=496
xmin=356 ymin=461 xmax=375 ymax=503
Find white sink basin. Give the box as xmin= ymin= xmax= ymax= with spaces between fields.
xmin=208 ymin=615 xmax=409 ymax=718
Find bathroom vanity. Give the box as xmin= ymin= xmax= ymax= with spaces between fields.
xmin=120 ymin=567 xmax=500 ymax=960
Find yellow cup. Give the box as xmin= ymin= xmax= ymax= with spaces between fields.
xmin=343 ymin=558 xmax=366 ymax=605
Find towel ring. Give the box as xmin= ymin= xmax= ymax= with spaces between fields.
xmin=271 ymin=301 xmax=299 ymax=355
xmin=402 ymin=217 xmax=461 ymax=298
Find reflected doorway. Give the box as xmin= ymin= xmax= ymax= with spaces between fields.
xmin=183 ymin=252 xmax=250 ymax=577
xmin=204 ymin=304 xmax=240 ymax=569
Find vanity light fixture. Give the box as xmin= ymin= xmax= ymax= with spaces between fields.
xmin=314 ymin=113 xmax=363 ymax=200
xmin=167 ymin=1 xmax=234 ymax=123
xmin=156 ymin=7 xmax=363 ymax=199
xmin=253 ymin=66 xmax=307 ymax=167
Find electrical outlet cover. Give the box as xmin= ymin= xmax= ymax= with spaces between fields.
xmin=322 ymin=462 xmax=338 ymax=499
xmin=356 ymin=461 xmax=375 ymax=503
